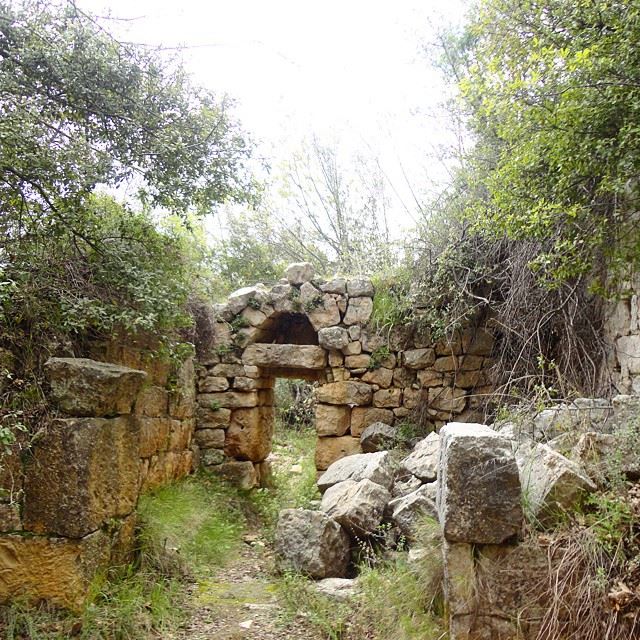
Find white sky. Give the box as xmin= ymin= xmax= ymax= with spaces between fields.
xmin=78 ymin=0 xmax=470 ymax=237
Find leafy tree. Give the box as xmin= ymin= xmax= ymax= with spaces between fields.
xmin=0 ymin=0 xmax=254 ymax=378
xmin=0 ymin=0 xmax=254 ymax=240
xmin=452 ymin=0 xmax=640 ymax=288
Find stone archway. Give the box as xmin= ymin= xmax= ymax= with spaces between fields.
xmin=194 ymin=262 xmax=496 ymax=488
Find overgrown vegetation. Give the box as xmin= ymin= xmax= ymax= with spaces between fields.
xmin=277 ymin=517 xmax=446 ymax=640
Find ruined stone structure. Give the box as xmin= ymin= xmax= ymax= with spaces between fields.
xmin=0 ymin=340 xmax=196 ymax=610
xmin=195 ymin=262 xmax=496 ymax=486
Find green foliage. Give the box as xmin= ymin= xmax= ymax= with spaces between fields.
xmin=138 ymin=475 xmax=248 ymax=576
xmin=274 ymin=379 xmax=315 ymax=432
xmin=452 ymin=0 xmax=640 ymax=287
xmin=369 ymin=269 xmax=413 ymax=332
xmin=0 ymin=0 xmax=253 ymax=227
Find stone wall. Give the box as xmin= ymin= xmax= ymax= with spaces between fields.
xmin=195 ymin=263 xmax=497 ymax=484
xmin=0 ymin=342 xmax=196 ymax=610
xmin=605 ymin=275 xmax=640 ymax=394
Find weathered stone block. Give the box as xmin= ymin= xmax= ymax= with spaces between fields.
xmin=362 ymin=367 xmax=393 ymax=388
xmin=134 ymin=386 xmax=168 ymax=417
xmin=0 ymin=529 xmax=121 ymax=610
xmin=316 ymin=404 xmax=351 ymax=437
xmin=434 ymin=356 xmax=458 ymax=372
xmin=275 ymin=509 xmax=350 ymax=579
xmin=345 ymin=354 xmax=371 ymax=369
xmin=224 ymin=407 xmax=274 ymax=462
xmin=200 ymin=448 xmax=225 ymax=466
xmin=373 ymin=388 xmax=402 ymax=408
xmin=350 ymin=407 xmax=394 ymax=437
xmin=243 ymin=344 xmax=326 ymax=370
xmin=198 ymin=376 xmax=229 ymax=393
xmin=360 ymin=422 xmax=399 ymax=453
xmin=461 ymin=329 xmax=494 ymax=356
xmin=45 ymin=357 xmax=147 ymax=417
xmin=393 ymin=367 xmax=416 ymax=388
xmin=0 ymin=502 xmax=21 ymax=532
xmin=138 ymin=416 xmax=171 ymax=458
xmin=315 ymin=436 xmax=361 ymax=470
xmin=401 ymin=432 xmax=440 ymax=482
xmin=403 ymin=388 xmax=423 ymax=410
xmin=195 ymin=428 xmax=226 ymax=449
xmin=168 ymin=419 xmax=193 ymax=452
xmin=210 ymin=460 xmax=258 ymax=489
xmin=211 ymin=363 xmax=246 ymax=377
xmin=428 ymin=387 xmax=467 ymax=413
xmin=389 ymin=484 xmax=438 ymax=540
xmin=317 ymin=450 xmax=394 ymax=492
xmin=617 ymin=335 xmax=640 ymax=375
xmin=316 ymin=381 xmax=372 ymax=406
xmin=343 ymin=297 xmax=373 ymax=325
xmin=321 ymin=478 xmax=390 ymax=535
xmin=404 ymin=348 xmax=436 ymax=369
xmin=227 ymin=285 xmax=268 ymax=315
xmin=342 ymin=340 xmax=362 ymax=355
xmin=417 ymin=370 xmax=443 ymax=388
xmin=198 ymin=391 xmax=258 ymax=409
xmin=168 ymin=357 xmax=195 ymax=419
xmin=285 ymin=262 xmax=315 ymax=285
xmin=437 ymin=423 xmax=522 ymax=544
xmin=347 ymin=277 xmax=374 ymax=297
xmin=196 ymin=406 xmax=231 ymax=429
xmin=307 ymin=294 xmax=342 ymax=331
xmin=241 ymin=306 xmax=267 ymax=327
xmin=23 ymin=417 xmax=140 ymax=538
xmin=320 ymin=277 xmax=347 ymax=294
xmin=318 ymin=326 xmax=350 ymax=350
xmin=516 ymin=442 xmax=596 ymax=525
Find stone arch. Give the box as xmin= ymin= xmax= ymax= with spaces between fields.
xmin=195 ymin=263 xmax=497 ymax=488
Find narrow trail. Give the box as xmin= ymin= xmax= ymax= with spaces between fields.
xmin=173 ymin=531 xmax=321 ymax=640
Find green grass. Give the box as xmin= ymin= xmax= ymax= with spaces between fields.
xmin=276 ymin=516 xmax=446 ymax=640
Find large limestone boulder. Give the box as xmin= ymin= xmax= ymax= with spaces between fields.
xmin=389 ymin=483 xmax=438 ymax=540
xmin=401 ymin=432 xmax=441 ymax=482
xmin=437 ymin=423 xmax=522 ymax=544
xmin=285 ymin=262 xmax=315 ymax=285
xmin=227 ymin=285 xmax=268 ymax=315
xmin=45 ymin=357 xmax=147 ymax=417
xmin=23 ymin=416 xmax=140 ymax=538
xmin=516 ymin=442 xmax=596 ymax=525
xmin=242 ymin=344 xmax=326 ymax=370
xmin=360 ymin=422 xmax=400 ymax=453
xmin=275 ymin=509 xmax=351 ymax=579
xmin=320 ymin=479 xmax=390 ymax=535
xmin=317 ymin=451 xmax=394 ymax=492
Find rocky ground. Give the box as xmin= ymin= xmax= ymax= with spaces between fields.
xmin=171 ymin=531 xmax=322 ymax=640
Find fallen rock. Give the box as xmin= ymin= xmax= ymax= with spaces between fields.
xmin=516 ymin=442 xmax=596 ymax=524
xmin=317 ymin=451 xmax=394 ymax=492
xmin=320 ymin=479 xmax=390 ymax=535
xmin=44 ymin=358 xmax=147 ymax=417
xmin=437 ymin=423 xmax=522 ymax=544
xmin=314 ymin=578 xmax=361 ymax=601
xmin=360 ymin=422 xmax=400 ymax=453
xmin=391 ymin=473 xmax=422 ymax=498
xmin=389 ymin=483 xmax=438 ymax=540
xmin=274 ymin=509 xmax=351 ymax=579
xmin=401 ymin=432 xmax=440 ymax=482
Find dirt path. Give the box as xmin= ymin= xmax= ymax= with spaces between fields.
xmin=172 ymin=532 xmax=322 ymax=640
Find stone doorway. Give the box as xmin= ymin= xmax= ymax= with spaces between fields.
xmin=194 ymin=264 xmax=496 ymax=488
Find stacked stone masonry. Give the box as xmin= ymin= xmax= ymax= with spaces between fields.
xmin=605 ymin=274 xmax=640 ymax=394
xmin=0 ymin=339 xmax=196 ymax=610
xmin=196 ymin=263 xmax=497 ymax=481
